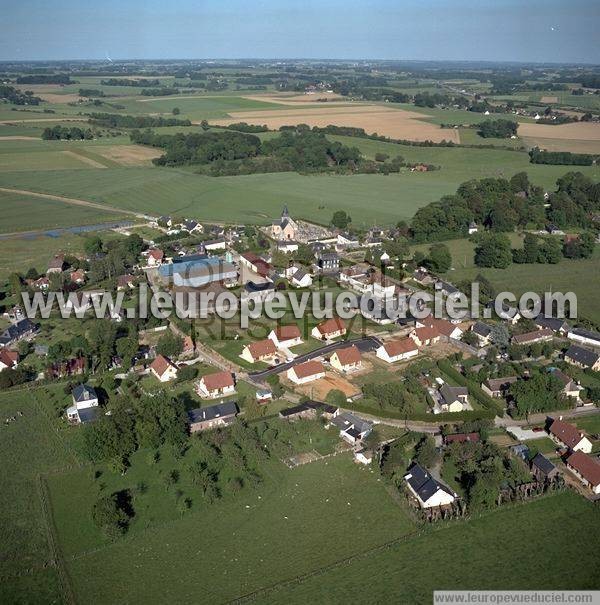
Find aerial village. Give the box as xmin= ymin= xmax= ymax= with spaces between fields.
xmin=2 ymin=204 xmax=600 ymax=516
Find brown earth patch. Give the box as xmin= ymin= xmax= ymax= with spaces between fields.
xmin=540 ymin=96 xmax=559 ymax=104
xmin=518 ymin=122 xmax=600 ymax=141
xmin=212 ymin=105 xmax=460 ymax=143
xmin=0 ymin=136 xmax=39 ymax=140
xmin=290 ymin=371 xmax=360 ymax=400
xmin=92 ymin=144 xmax=163 ymax=166
xmin=522 ymin=137 xmax=600 ymax=154
xmin=241 ymin=92 xmax=349 ymax=106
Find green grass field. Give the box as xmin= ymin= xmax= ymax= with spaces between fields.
xmin=0 ymin=189 xmax=123 ymax=233
xmin=51 ymin=454 xmax=414 ymax=604
xmin=258 ymin=491 xmax=600 ymax=603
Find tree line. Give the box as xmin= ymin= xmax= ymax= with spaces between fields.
xmin=88 ymin=112 xmax=191 ymax=128
xmin=529 ymin=147 xmax=596 ymax=166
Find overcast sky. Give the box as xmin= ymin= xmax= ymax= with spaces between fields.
xmin=3 ymin=0 xmax=600 ymax=64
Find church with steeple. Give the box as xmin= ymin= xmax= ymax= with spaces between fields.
xmin=270 ymin=204 xmax=299 ymax=240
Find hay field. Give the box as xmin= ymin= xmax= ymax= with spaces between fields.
xmin=92 ymin=144 xmax=163 ymax=166
xmin=213 ymin=105 xmax=461 ymax=142
xmin=540 ymin=96 xmax=559 ymax=103
xmin=518 ymin=121 xmax=600 ymax=141
xmin=521 ymin=137 xmax=600 ymax=154
xmin=242 ymin=92 xmax=350 ymax=105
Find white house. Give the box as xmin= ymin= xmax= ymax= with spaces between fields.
xmin=146 ymin=249 xmax=164 ymax=266
xmin=195 ymin=371 xmax=236 ymax=399
xmin=330 ymin=345 xmax=362 ymax=373
xmin=354 ymin=448 xmax=374 ymax=465
xmin=566 ymin=451 xmax=600 ymax=494
xmin=376 ymin=338 xmax=418 ymax=363
xmin=567 ymin=328 xmax=600 ymax=349
xmin=269 ymin=325 xmax=303 ymax=349
xmin=311 ymin=317 xmax=346 ymax=341
xmin=471 ymin=322 xmax=493 ymax=347
xmin=287 ymin=266 xmax=313 ymax=288
xmin=0 ymin=349 xmax=19 ymax=371
xmin=149 ymin=355 xmax=178 ymax=382
xmin=287 ymin=360 xmax=325 ymax=385
xmin=404 ymin=463 xmax=457 ymax=509
xmin=66 ymin=384 xmax=99 ymax=424
xmin=240 ymin=338 xmax=277 ymax=364
xmin=438 ymin=384 xmax=469 ymax=413
xmin=549 ymin=418 xmax=593 ymax=454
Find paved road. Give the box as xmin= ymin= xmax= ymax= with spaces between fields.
xmin=249 ymin=336 xmax=382 ymax=381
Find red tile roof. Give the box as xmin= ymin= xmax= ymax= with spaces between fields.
xmin=0 ymin=349 xmax=19 ymax=369
xmin=333 ymin=345 xmax=361 ymax=366
xmin=275 ymin=325 xmax=301 ymax=341
xmin=444 ymin=432 xmax=480 ymax=444
xmin=549 ymin=419 xmax=588 ymax=449
xmin=150 ymin=354 xmax=175 ymax=377
xmin=292 ymin=360 xmax=324 ymax=379
xmin=414 ymin=326 xmax=440 ymax=342
xmin=315 ymin=317 xmax=346 ymax=337
xmin=201 ymin=371 xmax=234 ymax=391
xmin=246 ymin=339 xmax=276 ymax=360
xmin=383 ymin=338 xmax=418 ymax=357
xmin=567 ymin=451 xmax=600 ymax=487
xmin=148 ymin=249 xmax=164 ymax=261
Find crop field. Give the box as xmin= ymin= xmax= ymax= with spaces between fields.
xmin=518 ymin=121 xmax=600 ymax=149
xmin=50 ymin=454 xmax=415 ymax=604
xmin=213 ymin=104 xmax=462 ymax=143
xmin=259 ymin=491 xmax=600 ymax=603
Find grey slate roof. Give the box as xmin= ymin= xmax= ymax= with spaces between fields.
xmin=0 ymin=318 xmax=37 ymax=345
xmin=472 ymin=322 xmax=493 ymax=338
xmin=531 ymin=453 xmax=557 ymax=476
xmin=570 ymin=327 xmax=600 ymax=343
xmin=188 ymin=402 xmax=238 ymax=424
xmin=72 ymin=384 xmax=97 ymax=404
xmin=565 ymin=345 xmax=600 ymax=368
xmin=440 ymin=384 xmax=468 ymax=405
xmin=405 ymin=463 xmax=455 ymax=502
xmin=534 ymin=316 xmax=570 ymax=333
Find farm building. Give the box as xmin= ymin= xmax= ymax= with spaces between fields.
xmin=159 ymin=256 xmax=237 ymax=288
xmin=196 ymin=371 xmax=235 ymax=399
xmin=354 ymin=448 xmax=374 ymax=465
xmin=510 ymin=329 xmax=553 ymax=346
xmin=567 ymin=327 xmax=600 ymax=348
xmin=530 ymin=453 xmax=559 ymax=482
xmin=376 ymin=338 xmax=418 ymax=363
xmin=330 ymin=345 xmax=362 ymax=373
xmin=188 ymin=402 xmax=239 ymax=433
xmin=404 ymin=463 xmax=457 ymax=509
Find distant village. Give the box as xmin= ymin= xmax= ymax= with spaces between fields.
xmin=2 ymin=204 xmax=600 ymax=511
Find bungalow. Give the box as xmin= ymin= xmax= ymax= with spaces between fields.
xmin=66 ymin=384 xmax=99 ymax=424
xmin=188 ymin=401 xmax=239 ymax=433
xmin=240 ymin=338 xmax=277 ymax=363
xmin=195 ymin=371 xmax=235 ymax=399
xmin=287 ymin=360 xmax=325 ymax=385
xmin=330 ymin=345 xmax=362 ymax=373
xmin=330 ymin=411 xmax=372 ymax=444
xmin=548 ymin=368 xmax=583 ymax=400
xmin=47 ymin=254 xmax=65 ymax=274
xmin=564 ymin=345 xmax=600 ymax=371
xmin=511 ymin=328 xmax=554 ymax=346
xmin=481 ymin=376 xmax=518 ymax=398
xmin=354 ymin=448 xmax=374 ymax=465
xmin=376 ymin=338 xmax=418 ymax=363
xmin=534 ymin=315 xmax=570 ymax=334
xmin=567 ymin=327 xmax=600 ymax=349
xmin=530 ymin=453 xmax=559 ymax=483
xmin=471 ymin=322 xmax=493 ymax=347
xmin=311 ymin=317 xmax=346 ymax=341
xmin=444 ymin=432 xmax=480 ymax=445
xmin=439 ymin=384 xmax=469 ymax=413
xmin=146 ymin=248 xmax=164 ymax=266
xmin=423 ymin=318 xmax=463 ymax=340
xmin=0 ymin=349 xmax=19 ymax=371
xmin=410 ymin=326 xmax=441 ymax=347
xmin=268 ymin=325 xmax=303 ymax=349
xmin=149 ymin=354 xmax=178 ymax=382
xmin=548 ymin=418 xmax=593 ymax=453
xmin=565 ymin=451 xmax=600 ymax=494
xmin=117 ymin=274 xmax=136 ymax=290
xmin=404 ymin=463 xmax=457 ymax=509
xmin=0 ymin=319 xmax=38 ymax=348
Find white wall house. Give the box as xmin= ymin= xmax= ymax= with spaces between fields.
xmin=287 ymin=360 xmax=325 ymax=384
xmin=376 ymin=339 xmax=418 ymax=363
